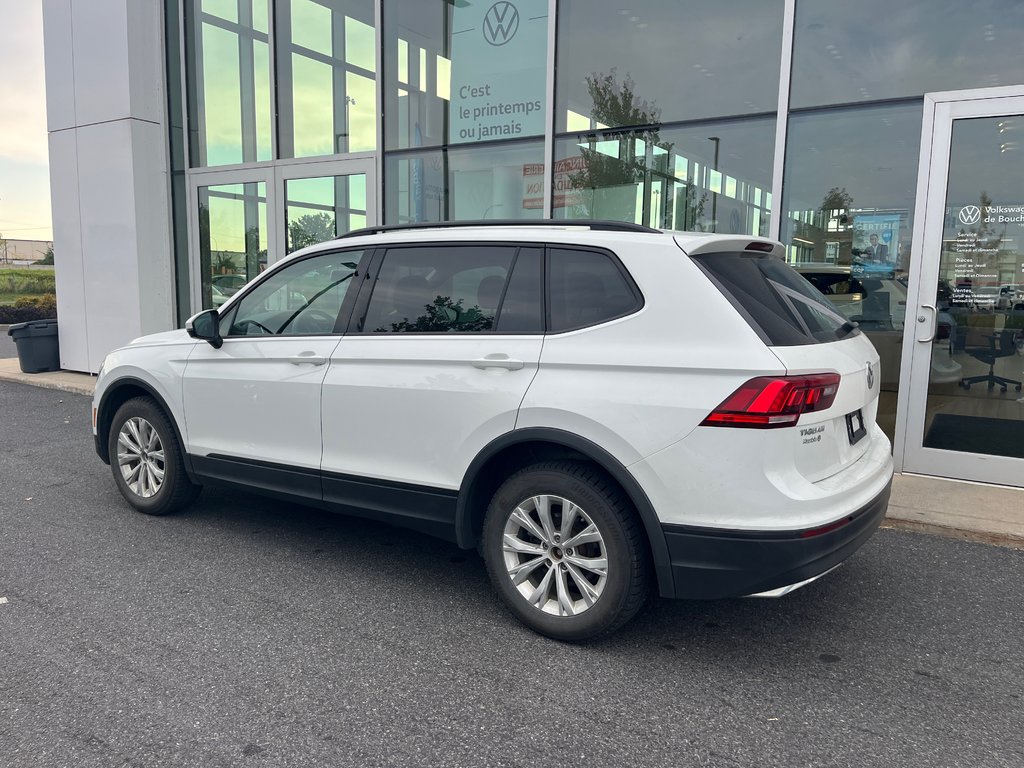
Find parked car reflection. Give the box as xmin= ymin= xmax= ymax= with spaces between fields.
xmin=797 ymin=265 xmax=961 ymax=387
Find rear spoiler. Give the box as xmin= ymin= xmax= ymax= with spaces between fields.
xmin=675 ymin=236 xmax=785 ymax=261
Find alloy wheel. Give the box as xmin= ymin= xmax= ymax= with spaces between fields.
xmin=117 ymin=417 xmax=165 ymax=498
xmin=501 ymin=494 xmax=609 ymax=617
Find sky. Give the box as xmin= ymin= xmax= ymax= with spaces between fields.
xmin=0 ymin=0 xmax=51 ymax=243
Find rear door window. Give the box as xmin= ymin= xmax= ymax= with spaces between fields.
xmin=692 ymin=252 xmax=860 ymax=345
xmin=360 ymin=245 xmax=517 ymax=333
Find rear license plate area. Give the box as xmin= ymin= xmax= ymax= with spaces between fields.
xmin=846 ymin=409 xmax=866 ymax=445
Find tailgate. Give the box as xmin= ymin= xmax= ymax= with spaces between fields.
xmin=771 ymin=333 xmax=881 ymax=482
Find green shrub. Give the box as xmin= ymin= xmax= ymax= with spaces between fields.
xmin=0 ymin=293 xmax=58 ymax=324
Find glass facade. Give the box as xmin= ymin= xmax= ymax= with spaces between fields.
xmin=186 ymin=0 xmax=273 ymax=166
xmin=276 ymin=0 xmax=377 ymax=157
xmin=791 ymin=0 xmax=1024 ymax=108
xmin=386 ymin=140 xmax=544 ymax=224
xmin=556 ymin=0 xmax=784 ymax=130
xmin=170 ymin=0 xmax=1024 ymax=468
xmin=555 ymin=118 xmax=774 ymax=234
xmin=383 ymin=0 xmax=548 ymax=150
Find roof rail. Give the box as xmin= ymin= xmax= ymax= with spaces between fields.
xmin=338 ymin=219 xmax=661 ymax=239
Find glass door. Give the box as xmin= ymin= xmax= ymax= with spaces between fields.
xmin=897 ymin=88 xmax=1024 ymax=486
xmin=275 ymin=157 xmax=375 ymax=260
xmin=189 ymin=168 xmax=276 ymax=312
xmin=188 ymin=158 xmax=375 ymax=313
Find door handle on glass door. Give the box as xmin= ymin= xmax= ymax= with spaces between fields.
xmin=915 ymin=304 xmax=937 ymax=343
xmin=472 ymin=354 xmax=524 ymax=371
xmin=288 ymin=353 xmax=328 ymax=366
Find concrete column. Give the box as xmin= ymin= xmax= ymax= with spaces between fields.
xmin=42 ymin=0 xmax=173 ymax=373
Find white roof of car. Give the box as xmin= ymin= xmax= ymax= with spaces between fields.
xmin=286 ymin=223 xmax=784 ymax=263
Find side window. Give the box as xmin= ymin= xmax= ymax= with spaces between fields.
xmin=548 ymin=248 xmax=641 ymax=332
xmin=221 ymin=251 xmax=363 ymax=337
xmin=361 ymin=245 xmax=516 ymax=333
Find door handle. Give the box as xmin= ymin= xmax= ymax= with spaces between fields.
xmin=288 ymin=352 xmax=328 ymax=366
xmin=472 ymin=354 xmax=524 ymax=371
xmin=915 ymin=304 xmax=937 ymax=343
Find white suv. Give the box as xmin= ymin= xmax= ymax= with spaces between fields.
xmin=92 ymin=222 xmax=893 ymax=640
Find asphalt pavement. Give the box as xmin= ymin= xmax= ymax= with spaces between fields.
xmin=1 ymin=381 xmax=1022 ymax=768
xmin=0 ymin=327 xmax=18 ymax=359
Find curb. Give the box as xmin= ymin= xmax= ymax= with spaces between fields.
xmin=881 ymin=517 xmax=1024 ymax=550
xmin=0 ymin=360 xmax=95 ymax=397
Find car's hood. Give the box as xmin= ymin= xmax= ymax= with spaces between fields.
xmin=127 ymin=328 xmax=194 ymax=347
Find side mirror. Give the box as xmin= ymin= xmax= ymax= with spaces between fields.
xmin=186 ymin=308 xmax=223 ymax=348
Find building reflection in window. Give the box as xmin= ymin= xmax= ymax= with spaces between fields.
xmin=386 ymin=141 xmax=544 ymax=224
xmin=197 ymin=182 xmax=267 ymax=309
xmin=557 ymin=0 xmax=784 ymax=130
xmin=554 ymin=114 xmax=775 ymax=235
xmin=276 ymin=0 xmax=377 ymax=158
xmin=285 ymin=174 xmax=367 ymax=253
xmin=187 ymin=0 xmax=272 ymax=166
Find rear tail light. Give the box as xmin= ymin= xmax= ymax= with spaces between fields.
xmin=701 ymin=373 xmax=841 ymax=429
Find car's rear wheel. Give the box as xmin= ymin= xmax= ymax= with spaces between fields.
xmin=482 ymin=461 xmax=650 ymax=641
xmin=108 ymin=397 xmax=200 ymax=516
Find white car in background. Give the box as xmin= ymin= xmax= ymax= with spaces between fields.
xmin=92 ymin=223 xmax=893 ymax=640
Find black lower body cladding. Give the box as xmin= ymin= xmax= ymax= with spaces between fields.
xmin=662 ymin=481 xmax=891 ymax=599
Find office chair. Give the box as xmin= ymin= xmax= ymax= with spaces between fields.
xmin=959 ymin=329 xmax=1022 ymax=392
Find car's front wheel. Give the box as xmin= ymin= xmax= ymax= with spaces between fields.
xmin=482 ymin=461 xmax=650 ymax=641
xmin=107 ymin=397 xmax=200 ymax=516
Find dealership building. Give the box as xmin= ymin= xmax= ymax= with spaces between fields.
xmin=42 ymin=0 xmax=1024 ymax=488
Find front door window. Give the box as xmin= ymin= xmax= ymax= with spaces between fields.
xmin=221 ymin=250 xmax=364 ymax=337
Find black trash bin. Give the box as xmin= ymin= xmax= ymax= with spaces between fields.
xmin=8 ymin=319 xmax=61 ymax=373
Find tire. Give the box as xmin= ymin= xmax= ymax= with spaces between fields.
xmin=107 ymin=397 xmax=201 ymax=516
xmin=482 ymin=461 xmax=650 ymax=641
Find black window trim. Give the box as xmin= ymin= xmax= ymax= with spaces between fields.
xmin=347 ymin=240 xmax=547 ymax=337
xmin=217 ymin=245 xmax=372 ymax=339
xmin=543 ymin=243 xmax=645 ymax=335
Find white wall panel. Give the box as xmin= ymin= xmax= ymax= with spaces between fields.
xmin=47 ymin=129 xmax=89 ymax=372
xmin=42 ymin=0 xmax=76 ymax=131
xmin=131 ymin=119 xmax=175 ymax=336
xmin=76 ymin=120 xmax=143 ymax=372
xmin=126 ymin=0 xmax=166 ymax=125
xmin=71 ymin=0 xmax=131 ymax=126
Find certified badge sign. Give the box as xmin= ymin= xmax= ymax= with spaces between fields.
xmin=958 ymin=205 xmax=981 ymax=225
xmin=483 ymin=2 xmax=520 ymax=46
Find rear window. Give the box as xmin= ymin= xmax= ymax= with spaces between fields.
xmin=692 ymin=252 xmax=860 ymax=346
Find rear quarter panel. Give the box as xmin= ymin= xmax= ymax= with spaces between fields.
xmin=518 ymin=240 xmax=785 ymax=464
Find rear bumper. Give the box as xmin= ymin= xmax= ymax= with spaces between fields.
xmin=662 ymin=477 xmax=891 ymax=599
